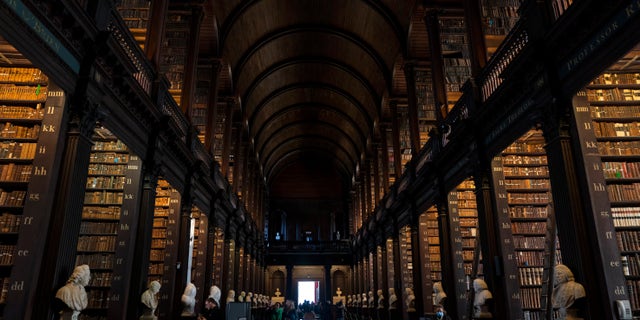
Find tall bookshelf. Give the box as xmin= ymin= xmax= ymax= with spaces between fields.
xmin=576 ymin=63 xmax=640 ymax=314
xmin=385 ymin=238 xmax=397 ymax=306
xmin=116 ymin=0 xmax=151 ymax=50
xmin=0 ymin=63 xmax=49 ymax=316
xmin=190 ymin=206 xmax=207 ymax=306
xmin=454 ymin=179 xmax=479 ymax=279
xmin=76 ymin=127 xmax=141 ymax=320
xmin=496 ymin=129 xmax=557 ymax=319
xmin=147 ymin=178 xmax=180 ymax=318
xmin=225 ymin=239 xmax=236 ymax=294
xmin=213 ymin=101 xmax=228 ymax=164
xmin=386 ymin=126 xmax=396 ymax=185
xmin=397 ymin=105 xmax=412 ymax=170
xmin=447 ymin=179 xmax=480 ymax=319
xmin=237 ymin=247 xmax=245 ymax=293
xmin=418 ymin=207 xmax=439 ymax=311
xmin=159 ymin=10 xmax=192 ymax=107
xmin=398 ymin=225 xmax=414 ymax=304
xmin=414 ymin=69 xmax=437 ymax=145
xmin=212 ymin=227 xmax=225 ymax=289
xmin=439 ymin=16 xmax=472 ymax=111
xmin=192 ymin=66 xmax=211 ymax=144
xmin=480 ymin=0 xmax=523 ymax=57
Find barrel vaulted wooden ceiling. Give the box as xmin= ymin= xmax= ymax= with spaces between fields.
xmin=200 ymin=0 xmax=463 ymax=189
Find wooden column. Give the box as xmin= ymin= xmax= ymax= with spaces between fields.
xmin=127 ymin=167 xmax=160 ymax=319
xmin=178 ymin=6 xmax=203 ymax=116
xmin=145 ymin=0 xmax=169 ymax=69
xmin=462 ymin=0 xmax=488 ymax=76
xmin=473 ymin=161 xmax=522 ymax=319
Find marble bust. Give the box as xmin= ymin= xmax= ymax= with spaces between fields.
xmin=226 ymin=289 xmax=236 ymax=304
xmin=473 ymin=279 xmax=493 ymax=318
xmin=335 ymin=287 xmax=342 ymax=296
xmin=405 ymin=287 xmax=416 ymax=312
xmin=140 ymin=280 xmax=161 ymax=320
xmin=275 ymin=288 xmax=282 ymax=297
xmin=238 ymin=291 xmax=246 ymax=302
xmin=180 ymin=283 xmax=197 ymax=317
xmin=55 ymin=264 xmax=91 ymax=320
xmin=377 ymin=289 xmax=385 ymax=309
xmin=209 ymin=285 xmax=221 ymax=307
xmin=552 ymin=264 xmax=586 ymax=320
xmin=388 ymin=288 xmax=397 ymax=310
xmin=433 ymin=281 xmax=447 ymax=307
xmin=368 ymin=291 xmax=374 ymax=308
xmin=362 ymin=292 xmax=368 ymax=308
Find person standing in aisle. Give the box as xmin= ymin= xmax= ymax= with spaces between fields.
xmin=284 ymin=300 xmax=297 ymax=320
xmin=198 ymin=297 xmax=223 ymax=320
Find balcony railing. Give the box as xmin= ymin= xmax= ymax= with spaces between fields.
xmin=267 ymin=240 xmax=351 ymax=254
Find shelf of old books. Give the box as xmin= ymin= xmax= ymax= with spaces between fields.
xmin=237 ymin=246 xmax=245 ymax=293
xmin=398 ymin=225 xmax=414 ymax=300
xmin=385 ymin=237 xmax=397 ymax=303
xmin=397 ymin=105 xmax=412 ymax=171
xmin=192 ymin=66 xmax=212 ymax=144
xmin=494 ymin=129 xmax=556 ymax=318
xmin=480 ymin=0 xmax=522 ymax=58
xmin=451 ymin=179 xmax=480 ymax=279
xmin=148 ymin=178 xmax=180 ymax=318
xmin=439 ymin=16 xmax=471 ymax=111
xmin=385 ymin=126 xmax=396 ymax=185
xmin=418 ymin=206 xmax=439 ymax=312
xmin=160 ymin=10 xmax=192 ymax=107
xmin=414 ymin=68 xmax=437 ymax=145
xmin=76 ymin=126 xmax=142 ymax=319
xmin=116 ymin=0 xmax=151 ymax=50
xmin=225 ymin=239 xmax=236 ymax=293
xmin=0 ymin=57 xmax=62 ymax=317
xmin=212 ymin=227 xmax=225 ymax=291
xmin=577 ymin=60 xmax=640 ymax=313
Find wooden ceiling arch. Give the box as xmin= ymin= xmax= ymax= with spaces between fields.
xmin=209 ymin=0 xmax=427 ymax=190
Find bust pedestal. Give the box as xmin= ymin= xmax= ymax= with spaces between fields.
xmin=59 ymin=310 xmax=81 ymax=320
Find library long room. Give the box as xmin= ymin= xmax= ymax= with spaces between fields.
xmin=0 ymin=0 xmax=639 ymax=319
